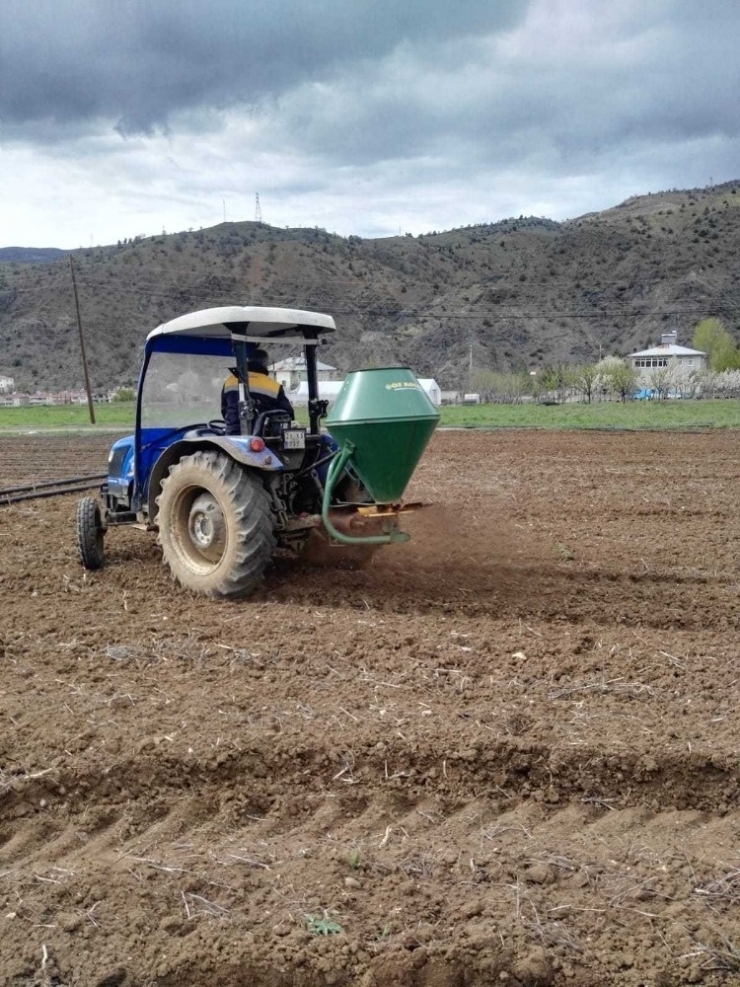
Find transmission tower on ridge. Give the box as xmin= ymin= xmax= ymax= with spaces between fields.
xmin=255 ymin=193 xmax=262 ymax=223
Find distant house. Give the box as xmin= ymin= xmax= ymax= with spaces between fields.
xmin=627 ymin=332 xmax=706 ymax=391
xmin=28 ymin=391 xmax=54 ymax=406
xmin=270 ymin=355 xmax=340 ymax=391
xmin=54 ymin=389 xmax=89 ymax=405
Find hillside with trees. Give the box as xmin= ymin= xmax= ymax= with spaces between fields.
xmin=1 ymin=181 xmax=740 ymax=393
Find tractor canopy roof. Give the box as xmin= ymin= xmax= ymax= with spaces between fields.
xmin=146 ymin=306 xmax=336 ymax=345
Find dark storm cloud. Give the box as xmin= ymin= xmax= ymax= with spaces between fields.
xmin=0 ymin=0 xmax=524 ymax=135
xmin=269 ymin=2 xmax=740 ymax=176
xmin=3 ymin=0 xmax=740 ymax=249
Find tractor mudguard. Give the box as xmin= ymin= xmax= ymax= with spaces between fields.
xmin=211 ymin=435 xmax=286 ymax=472
xmin=146 ymin=435 xmax=284 ymax=520
xmin=106 ymin=435 xmax=135 ymax=505
xmin=100 ymin=434 xmax=136 ymax=513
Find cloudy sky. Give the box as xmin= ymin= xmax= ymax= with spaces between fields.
xmin=1 ymin=0 xmax=739 ymax=248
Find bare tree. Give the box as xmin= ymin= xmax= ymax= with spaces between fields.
xmin=703 ymin=368 xmax=740 ymax=398
xmin=650 ymin=364 xmax=676 ymax=400
xmin=572 ymin=364 xmax=599 ymax=403
xmin=606 ymin=362 xmax=638 ymax=403
xmin=471 ymin=369 xmax=532 ymax=404
xmin=540 ymin=363 xmax=574 ymax=403
xmin=674 ymin=367 xmax=701 ymax=399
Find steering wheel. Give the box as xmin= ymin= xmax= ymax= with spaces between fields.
xmin=207 ymin=419 xmax=227 ymax=435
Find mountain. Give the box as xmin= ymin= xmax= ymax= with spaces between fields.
xmin=1 ymin=182 xmax=739 ymax=392
xmin=0 ymin=247 xmax=68 ymax=265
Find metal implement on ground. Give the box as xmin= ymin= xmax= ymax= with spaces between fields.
xmin=75 ymin=305 xmax=439 ymax=598
xmin=1 ymin=473 xmax=107 ymax=506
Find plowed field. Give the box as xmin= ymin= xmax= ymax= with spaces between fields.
xmin=1 ymin=429 xmax=739 ymax=987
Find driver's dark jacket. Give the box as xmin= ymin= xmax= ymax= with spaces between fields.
xmin=221 ymin=371 xmax=294 ymax=435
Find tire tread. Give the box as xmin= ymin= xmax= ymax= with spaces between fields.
xmin=157 ymin=451 xmax=275 ymax=598
xmin=76 ymin=496 xmax=105 ymax=570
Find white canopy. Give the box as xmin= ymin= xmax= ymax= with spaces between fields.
xmin=147 ymin=306 xmax=336 ymax=342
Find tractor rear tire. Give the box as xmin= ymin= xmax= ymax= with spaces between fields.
xmin=156 ymin=450 xmax=276 ymax=598
xmin=76 ymin=496 xmax=105 ymax=570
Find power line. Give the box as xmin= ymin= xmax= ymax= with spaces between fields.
xmin=3 ymin=275 xmax=737 ymax=316
xmin=0 ymin=286 xmax=730 ymax=323
xmin=6 ymin=263 xmax=736 ymax=297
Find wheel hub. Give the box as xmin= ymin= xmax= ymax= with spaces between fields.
xmin=188 ymin=493 xmax=225 ymax=561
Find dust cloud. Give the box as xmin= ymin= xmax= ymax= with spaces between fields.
xmin=277 ymin=503 xmax=553 ymax=615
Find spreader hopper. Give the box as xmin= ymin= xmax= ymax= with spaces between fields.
xmin=322 ymin=367 xmax=440 ymax=544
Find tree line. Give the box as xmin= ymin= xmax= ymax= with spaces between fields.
xmin=469 ymin=318 xmax=740 ymax=404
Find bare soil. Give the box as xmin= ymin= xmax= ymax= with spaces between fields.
xmin=1 ymin=429 xmax=739 ymax=987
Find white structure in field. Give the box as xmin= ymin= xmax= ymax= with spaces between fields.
xmin=417 ymin=379 xmax=442 ymax=406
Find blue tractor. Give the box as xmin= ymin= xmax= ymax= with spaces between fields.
xmin=76 ymin=306 xmax=439 ymax=598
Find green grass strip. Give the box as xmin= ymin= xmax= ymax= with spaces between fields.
xmin=2 ymin=399 xmax=740 ymax=432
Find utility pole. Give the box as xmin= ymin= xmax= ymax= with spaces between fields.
xmin=255 ymin=193 xmax=262 ymax=223
xmin=69 ymin=255 xmax=96 ymax=424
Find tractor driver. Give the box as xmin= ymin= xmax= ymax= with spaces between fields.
xmin=221 ymin=347 xmax=294 ymax=435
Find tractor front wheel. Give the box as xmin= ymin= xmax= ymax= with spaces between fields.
xmin=76 ymin=496 xmax=106 ymax=570
xmin=156 ymin=451 xmax=276 ymax=598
